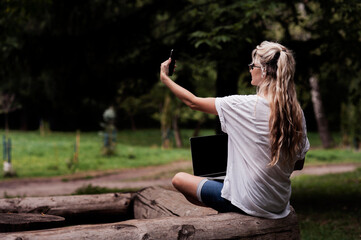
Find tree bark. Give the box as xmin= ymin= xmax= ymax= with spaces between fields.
xmin=309 ymin=75 xmax=334 ymax=148
xmin=128 ymin=113 xmax=137 ymax=131
xmin=0 ymin=187 xmax=300 ymax=240
xmin=161 ymin=94 xmax=172 ymax=149
xmin=1 ymin=206 xmax=300 ymax=240
xmin=172 ymin=113 xmax=183 ymax=148
xmin=0 ymin=193 xmax=133 ymax=224
xmin=133 ymin=187 xmax=217 ymax=219
xmin=215 ymin=60 xmax=239 ymax=134
xmin=0 ymin=213 xmax=65 ymax=232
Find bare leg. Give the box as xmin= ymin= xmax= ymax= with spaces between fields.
xmin=172 ymin=172 xmax=206 ymax=207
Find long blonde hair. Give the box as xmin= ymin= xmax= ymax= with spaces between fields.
xmin=252 ymin=41 xmax=304 ymax=167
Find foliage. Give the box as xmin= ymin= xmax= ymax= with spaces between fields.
xmin=0 ymin=0 xmax=361 ymax=135
xmin=0 ymin=0 xmax=188 ymax=130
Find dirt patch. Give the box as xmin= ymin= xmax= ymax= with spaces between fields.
xmin=0 ymin=161 xmax=360 ymax=198
xmin=0 ymin=161 xmax=191 ymax=198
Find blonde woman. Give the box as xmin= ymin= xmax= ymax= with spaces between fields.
xmin=160 ymin=41 xmax=310 ymax=219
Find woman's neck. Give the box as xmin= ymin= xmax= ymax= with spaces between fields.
xmin=256 ymin=88 xmax=269 ymax=100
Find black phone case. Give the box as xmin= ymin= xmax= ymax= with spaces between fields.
xmin=169 ymin=49 xmax=176 ymax=76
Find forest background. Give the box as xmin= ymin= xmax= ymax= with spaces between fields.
xmin=0 ymin=0 xmax=361 ymax=150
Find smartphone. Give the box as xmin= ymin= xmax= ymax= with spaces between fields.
xmin=168 ymin=49 xmax=176 ymax=76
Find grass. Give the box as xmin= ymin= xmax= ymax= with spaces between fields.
xmin=303 ymin=132 xmax=361 ymax=165
xmin=0 ymin=129 xmax=215 ymax=179
xmin=291 ymin=168 xmax=361 ymax=240
xmin=1 ymin=129 xmax=360 ymax=179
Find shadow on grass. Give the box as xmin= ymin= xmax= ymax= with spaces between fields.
xmin=291 ymin=168 xmax=361 ymax=240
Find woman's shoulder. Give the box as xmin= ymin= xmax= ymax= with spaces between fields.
xmin=219 ymin=94 xmax=269 ymax=106
xmin=218 ymin=94 xmax=258 ymax=103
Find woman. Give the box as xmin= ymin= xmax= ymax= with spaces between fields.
xmin=160 ymin=41 xmax=310 ymax=219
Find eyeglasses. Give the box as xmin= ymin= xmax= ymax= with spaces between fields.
xmin=248 ymin=63 xmax=261 ymax=71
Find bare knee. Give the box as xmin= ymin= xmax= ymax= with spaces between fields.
xmin=172 ymin=172 xmax=205 ymax=207
xmin=172 ymin=172 xmax=188 ymax=190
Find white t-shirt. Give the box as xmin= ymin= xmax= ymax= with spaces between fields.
xmin=215 ymin=95 xmax=310 ymax=219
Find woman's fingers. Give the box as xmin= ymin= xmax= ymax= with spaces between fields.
xmin=160 ymin=58 xmax=171 ymax=76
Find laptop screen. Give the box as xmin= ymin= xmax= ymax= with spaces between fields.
xmin=190 ymin=134 xmax=228 ymax=177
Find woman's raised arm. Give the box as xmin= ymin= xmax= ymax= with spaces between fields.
xmin=160 ymin=59 xmax=217 ymax=115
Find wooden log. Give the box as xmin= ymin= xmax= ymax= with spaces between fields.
xmin=1 ymin=187 xmax=300 ymax=239
xmin=0 ymin=213 xmax=65 ymax=232
xmin=133 ymin=186 xmax=217 ymax=219
xmin=0 ymin=192 xmax=133 ymax=224
xmin=0 ymin=210 xmax=300 ymax=239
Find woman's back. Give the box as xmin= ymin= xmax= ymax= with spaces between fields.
xmin=216 ymin=94 xmax=309 ymax=219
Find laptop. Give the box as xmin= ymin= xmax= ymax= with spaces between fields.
xmin=190 ymin=134 xmax=228 ymax=179
xmin=190 ymin=134 xmax=304 ymax=179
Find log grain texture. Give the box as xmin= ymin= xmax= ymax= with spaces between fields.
xmin=133 ymin=186 xmax=217 ymax=219
xmin=0 ymin=210 xmax=300 ymax=240
xmin=0 ymin=187 xmax=300 ymax=239
xmin=0 ymin=213 xmax=65 ymax=232
xmin=0 ymin=192 xmax=133 ymax=218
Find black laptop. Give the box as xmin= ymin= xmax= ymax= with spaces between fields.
xmin=190 ymin=134 xmax=228 ymax=179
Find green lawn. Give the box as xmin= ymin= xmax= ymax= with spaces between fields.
xmin=1 ymin=129 xmax=360 ymax=179
xmin=305 ymin=132 xmax=361 ymax=165
xmin=291 ymin=169 xmax=361 ymax=240
xmin=0 ymin=129 xmax=215 ymax=179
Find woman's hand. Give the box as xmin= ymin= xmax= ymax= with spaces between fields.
xmin=159 ymin=58 xmax=217 ymax=115
xmin=160 ymin=58 xmax=170 ymax=76
xmin=160 ymin=58 xmax=175 ymax=83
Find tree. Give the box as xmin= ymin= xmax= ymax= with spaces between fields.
xmin=0 ymin=0 xmax=190 ymax=130
xmin=289 ymin=1 xmax=361 ymax=147
xmin=0 ymin=93 xmax=21 ymax=135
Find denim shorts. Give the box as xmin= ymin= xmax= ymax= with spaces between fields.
xmin=196 ymin=179 xmax=244 ymax=213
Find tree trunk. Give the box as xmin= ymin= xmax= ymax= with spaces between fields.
xmin=1 ymin=212 xmax=300 ymax=240
xmin=161 ymin=94 xmax=172 ymax=149
xmin=172 ymin=112 xmax=183 ymax=148
xmin=1 ymin=187 xmax=300 ymax=240
xmin=133 ymin=187 xmax=217 ymax=219
xmin=0 ymin=213 xmax=65 ymax=232
xmin=0 ymin=193 xmax=133 ymax=224
xmin=215 ymin=60 xmax=239 ymax=134
xmin=192 ymin=116 xmax=205 ymax=137
xmin=128 ymin=113 xmax=137 ymax=131
xmin=4 ymin=113 xmax=9 ymax=135
xmin=309 ymin=75 xmax=334 ymax=148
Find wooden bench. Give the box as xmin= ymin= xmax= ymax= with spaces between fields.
xmin=0 ymin=186 xmax=300 ymax=239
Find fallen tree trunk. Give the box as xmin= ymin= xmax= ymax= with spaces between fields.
xmin=133 ymin=186 xmax=217 ymax=219
xmin=0 ymin=192 xmax=133 ymax=224
xmin=1 ymin=210 xmax=300 ymax=240
xmin=0 ymin=213 xmax=65 ymax=232
xmin=1 ymin=187 xmax=300 ymax=239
